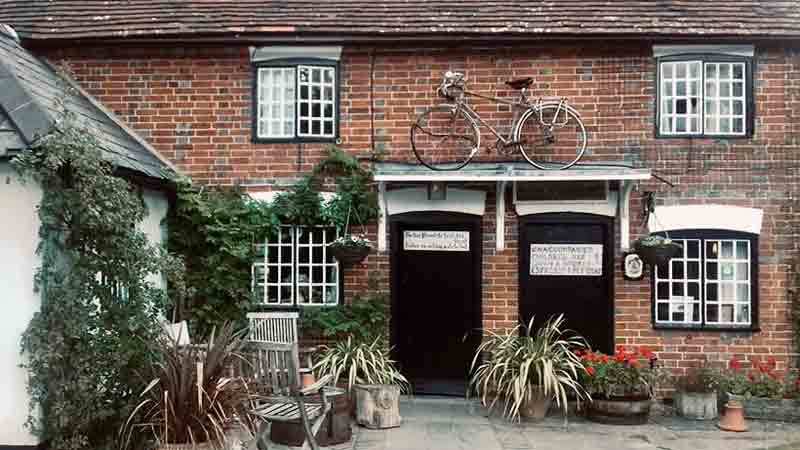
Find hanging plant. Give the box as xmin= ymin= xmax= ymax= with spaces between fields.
xmin=329 ymin=233 xmax=373 ymax=265
xmin=633 ymin=235 xmax=682 ymax=271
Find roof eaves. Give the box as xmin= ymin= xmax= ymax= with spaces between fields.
xmin=0 ymin=44 xmax=53 ymax=145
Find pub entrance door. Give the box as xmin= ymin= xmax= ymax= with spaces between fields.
xmin=519 ymin=213 xmax=614 ymax=353
xmin=391 ymin=212 xmax=482 ymax=395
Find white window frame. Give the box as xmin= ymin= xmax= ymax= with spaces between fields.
xmin=252 ymin=225 xmax=340 ymax=306
xmin=657 ymin=56 xmax=751 ymax=137
xmin=254 ymin=61 xmax=338 ymax=141
xmin=653 ymin=231 xmax=757 ymax=329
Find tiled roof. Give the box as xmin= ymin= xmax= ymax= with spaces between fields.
xmin=0 ymin=29 xmax=174 ymax=179
xmin=1 ymin=1 xmax=799 ymax=41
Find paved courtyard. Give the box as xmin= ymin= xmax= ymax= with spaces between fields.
xmin=297 ymin=397 xmax=800 ymax=450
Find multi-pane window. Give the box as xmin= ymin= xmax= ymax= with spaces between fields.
xmin=252 ymin=226 xmax=340 ymax=306
xmin=658 ymin=57 xmax=751 ymax=137
xmin=255 ymin=62 xmax=337 ymax=141
xmin=653 ymin=231 xmax=757 ymax=329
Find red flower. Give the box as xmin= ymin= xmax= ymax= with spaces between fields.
xmin=748 ymin=372 xmax=756 ymax=381
xmin=586 ymin=366 xmax=596 ymax=376
xmin=639 ymin=346 xmax=655 ymax=360
xmin=616 ymin=345 xmax=627 ymax=355
xmin=600 ymin=354 xmax=610 ymax=363
xmin=729 ymin=357 xmax=741 ymax=371
xmin=628 ymin=360 xmax=640 ymax=369
xmin=768 ymin=357 xmax=777 ymax=369
xmin=583 ymin=352 xmax=595 ymax=362
xmin=614 ymin=353 xmax=627 ymax=363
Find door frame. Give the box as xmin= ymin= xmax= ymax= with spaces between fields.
xmin=389 ymin=211 xmax=483 ymax=373
xmin=517 ymin=212 xmax=615 ymax=352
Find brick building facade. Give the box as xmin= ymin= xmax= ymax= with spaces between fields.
xmin=6 ymin=1 xmax=800 ymax=396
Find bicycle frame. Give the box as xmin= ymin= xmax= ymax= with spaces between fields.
xmin=447 ymin=87 xmax=570 ymax=147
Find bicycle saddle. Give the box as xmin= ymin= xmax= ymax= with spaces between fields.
xmin=505 ymin=77 xmax=533 ymax=90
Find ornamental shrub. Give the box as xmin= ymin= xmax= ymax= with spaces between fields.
xmin=14 ymin=116 xmax=173 ymax=450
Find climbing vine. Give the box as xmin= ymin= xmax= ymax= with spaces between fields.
xmin=14 ymin=116 xmax=172 ymax=450
xmin=168 ymin=146 xmax=379 ymax=335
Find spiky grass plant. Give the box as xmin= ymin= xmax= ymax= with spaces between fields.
xmin=469 ymin=314 xmax=589 ymax=421
xmin=120 ymin=323 xmax=255 ymax=450
xmin=313 ymin=336 xmax=409 ymax=393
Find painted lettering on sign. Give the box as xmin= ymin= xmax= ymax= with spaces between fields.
xmin=403 ymin=230 xmax=470 ymax=252
xmin=530 ymin=244 xmax=603 ymax=276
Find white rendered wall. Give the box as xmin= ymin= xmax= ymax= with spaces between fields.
xmin=0 ymin=162 xmax=42 ymax=446
xmin=140 ymin=188 xmax=169 ymax=289
xmin=0 ymin=172 xmax=170 ymax=447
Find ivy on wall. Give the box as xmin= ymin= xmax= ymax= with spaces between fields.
xmin=15 ymin=115 xmax=172 ymax=450
xmin=168 ymin=146 xmax=380 ymax=335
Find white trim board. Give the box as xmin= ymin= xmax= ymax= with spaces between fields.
xmin=385 ymin=187 xmax=486 ymax=216
xmin=515 ymin=191 xmax=619 ymax=218
xmin=648 ymin=204 xmax=763 ymax=235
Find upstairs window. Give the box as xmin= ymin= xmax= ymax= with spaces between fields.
xmin=652 ymin=230 xmax=758 ymax=330
xmin=251 ymin=46 xmax=341 ymax=143
xmin=655 ymin=46 xmax=754 ymax=138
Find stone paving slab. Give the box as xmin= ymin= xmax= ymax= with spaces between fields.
xmin=264 ymin=396 xmax=800 ymax=450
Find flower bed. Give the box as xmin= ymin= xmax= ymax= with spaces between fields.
xmin=716 ymin=357 xmax=800 ymax=423
xmin=578 ymin=346 xmax=665 ymax=425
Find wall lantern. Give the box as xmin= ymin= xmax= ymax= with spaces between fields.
xmin=427 ymin=182 xmax=447 ymax=201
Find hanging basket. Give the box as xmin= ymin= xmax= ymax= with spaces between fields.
xmin=633 ymin=235 xmax=682 ymax=270
xmin=329 ymin=242 xmax=371 ymax=265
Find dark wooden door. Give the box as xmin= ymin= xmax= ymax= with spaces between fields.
xmin=519 ymin=213 xmax=614 ymax=354
xmin=391 ymin=213 xmax=482 ymax=396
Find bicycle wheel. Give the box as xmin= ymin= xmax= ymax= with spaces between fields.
xmin=514 ymin=103 xmax=587 ymax=170
xmin=410 ymin=104 xmax=480 ymax=171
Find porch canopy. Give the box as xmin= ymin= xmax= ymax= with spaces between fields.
xmin=373 ymin=161 xmax=652 ymax=251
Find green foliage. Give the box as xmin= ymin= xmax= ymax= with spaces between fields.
xmin=168 ymin=146 xmax=378 ymax=335
xmin=577 ymin=346 xmax=665 ymax=400
xmin=273 ymin=176 xmax=324 ymax=226
xmin=469 ymin=315 xmax=589 ymax=421
xmin=715 ymin=357 xmax=785 ymax=399
xmin=299 ymin=292 xmax=389 ymax=342
xmin=167 ymin=180 xmax=278 ymax=335
xmin=316 ymin=146 xmax=379 ymax=229
xmin=312 ymin=336 xmax=409 ymax=393
xmin=121 ymin=323 xmax=255 ymax=449
xmin=14 ymin=116 xmax=172 ymax=450
xmin=676 ymin=367 xmax=719 ymax=393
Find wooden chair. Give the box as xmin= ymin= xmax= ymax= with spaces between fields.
xmin=247 ymin=311 xmax=315 ymax=374
xmin=239 ymin=341 xmax=334 ymax=450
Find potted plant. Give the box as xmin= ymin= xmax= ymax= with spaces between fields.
xmin=328 ymin=234 xmax=372 ymax=265
xmin=674 ymin=367 xmax=719 ymax=420
xmin=120 ymin=323 xmax=255 ymax=450
xmin=633 ymin=235 xmax=682 ymax=271
xmin=715 ymin=357 xmax=800 ymax=422
xmin=469 ymin=314 xmax=589 ymax=422
xmin=313 ymin=336 xmax=409 ymax=429
xmin=578 ymin=346 xmax=663 ymax=425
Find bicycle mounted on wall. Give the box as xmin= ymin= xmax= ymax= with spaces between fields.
xmin=410 ymin=71 xmax=588 ymax=171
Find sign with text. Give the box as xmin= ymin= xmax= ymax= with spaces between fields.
xmin=404 ymin=230 xmax=470 ymax=252
xmin=530 ymin=244 xmax=603 ymax=276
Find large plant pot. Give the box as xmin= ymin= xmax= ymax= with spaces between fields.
xmin=519 ymin=388 xmax=552 ymax=421
xmin=586 ymin=397 xmax=652 ymax=425
xmin=725 ymin=393 xmax=800 ymax=423
xmin=159 ymin=427 xmax=246 ymax=450
xmin=329 ymin=244 xmax=370 ymax=265
xmin=354 ymin=384 xmax=401 ymax=429
xmin=675 ymin=391 xmax=718 ymax=420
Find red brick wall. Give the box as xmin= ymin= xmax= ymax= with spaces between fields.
xmin=41 ymin=41 xmax=800 ymax=378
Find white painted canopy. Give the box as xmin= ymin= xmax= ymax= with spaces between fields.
xmin=648 ymin=204 xmax=763 ymax=235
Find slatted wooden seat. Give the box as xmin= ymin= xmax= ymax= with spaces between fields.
xmin=238 ymin=341 xmax=335 ymax=450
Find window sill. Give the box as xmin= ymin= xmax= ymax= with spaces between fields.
xmin=252 ymin=136 xmax=340 ymax=145
xmin=653 ymin=323 xmax=760 ymax=333
xmin=654 ymin=133 xmax=752 ymax=140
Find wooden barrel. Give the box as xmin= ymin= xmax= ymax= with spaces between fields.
xmin=269 ymin=393 xmax=352 ymax=446
xmin=586 ymin=397 xmax=652 ymax=425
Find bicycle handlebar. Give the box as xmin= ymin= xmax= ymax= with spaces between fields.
xmin=439 ymin=71 xmax=465 ymax=98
